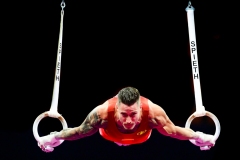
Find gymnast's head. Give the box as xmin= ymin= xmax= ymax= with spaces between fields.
xmin=116 ymin=87 xmax=142 ymax=130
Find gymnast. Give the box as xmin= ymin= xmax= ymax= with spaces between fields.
xmin=38 ymin=86 xmax=215 ymax=152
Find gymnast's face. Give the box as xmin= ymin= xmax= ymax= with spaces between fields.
xmin=116 ymin=102 xmax=142 ymax=130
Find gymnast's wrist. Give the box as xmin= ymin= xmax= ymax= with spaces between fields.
xmin=52 ymin=132 xmax=61 ymax=140
xmin=191 ymin=131 xmax=201 ymax=140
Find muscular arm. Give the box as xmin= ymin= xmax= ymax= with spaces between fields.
xmin=149 ymin=102 xmax=199 ymax=140
xmin=55 ymin=106 xmax=107 ymax=141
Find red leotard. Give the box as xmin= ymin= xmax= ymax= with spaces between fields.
xmin=99 ymin=96 xmax=152 ymax=145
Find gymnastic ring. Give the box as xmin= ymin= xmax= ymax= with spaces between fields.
xmin=33 ymin=111 xmax=68 ymax=144
xmin=185 ymin=111 xmax=220 ymax=146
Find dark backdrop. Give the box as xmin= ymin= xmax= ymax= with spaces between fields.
xmin=1 ymin=0 xmax=228 ymax=159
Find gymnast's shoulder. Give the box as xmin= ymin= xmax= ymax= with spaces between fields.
xmin=147 ymin=99 xmax=167 ymax=119
xmin=93 ymin=100 xmax=109 ymax=120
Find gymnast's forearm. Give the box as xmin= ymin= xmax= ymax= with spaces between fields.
xmin=168 ymin=126 xmax=199 ymax=140
xmin=54 ymin=126 xmax=98 ymax=141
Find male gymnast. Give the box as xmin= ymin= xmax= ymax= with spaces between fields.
xmin=38 ymin=87 xmax=215 ymax=152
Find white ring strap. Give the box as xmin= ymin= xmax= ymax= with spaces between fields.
xmin=33 ymin=7 xmax=68 ymax=147
xmin=185 ymin=1 xmax=220 ymax=148
xmin=186 ymin=2 xmax=205 ymax=117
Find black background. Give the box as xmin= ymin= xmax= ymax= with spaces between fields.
xmin=1 ymin=0 xmax=229 ymax=159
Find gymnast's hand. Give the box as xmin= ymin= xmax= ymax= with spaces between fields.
xmin=38 ymin=132 xmax=61 ymax=152
xmin=194 ymin=131 xmax=215 ymax=150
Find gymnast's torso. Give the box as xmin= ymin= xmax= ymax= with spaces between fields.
xmin=98 ymin=96 xmax=157 ymax=145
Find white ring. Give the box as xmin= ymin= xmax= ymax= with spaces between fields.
xmin=185 ymin=111 xmax=220 ymax=146
xmin=33 ymin=111 xmax=68 ymax=144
